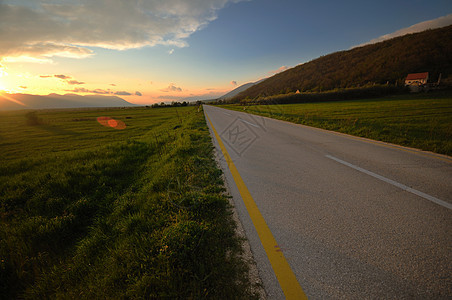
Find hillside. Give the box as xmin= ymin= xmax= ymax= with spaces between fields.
xmin=219 ymin=79 xmax=267 ymax=100
xmin=234 ymin=25 xmax=452 ymax=100
xmin=219 ymin=82 xmax=256 ymax=100
xmin=0 ymin=93 xmax=136 ymax=110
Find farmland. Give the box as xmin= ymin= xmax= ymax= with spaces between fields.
xmin=220 ymin=92 xmax=452 ymax=156
xmin=0 ymin=106 xmax=257 ymax=298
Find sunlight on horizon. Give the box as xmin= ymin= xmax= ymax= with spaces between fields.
xmin=0 ymin=93 xmax=27 ymax=106
xmin=0 ymin=79 xmax=14 ymax=94
xmin=0 ymin=68 xmax=8 ymax=92
xmin=0 ymin=69 xmax=18 ymax=94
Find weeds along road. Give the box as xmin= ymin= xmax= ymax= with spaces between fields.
xmin=203 ymin=105 xmax=452 ymax=299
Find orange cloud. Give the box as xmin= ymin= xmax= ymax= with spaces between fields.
xmin=69 ymin=88 xmax=110 ymax=94
xmin=54 ymin=74 xmax=71 ymax=80
xmin=269 ymin=66 xmax=289 ymax=75
xmin=160 ymin=83 xmax=182 ymax=92
xmin=115 ymin=91 xmax=132 ymax=96
xmin=67 ymin=80 xmax=85 ymax=85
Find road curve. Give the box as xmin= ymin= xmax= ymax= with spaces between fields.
xmin=203 ymin=105 xmax=452 ymax=299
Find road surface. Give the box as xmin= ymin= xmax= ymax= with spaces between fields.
xmin=203 ymin=105 xmax=451 ymax=299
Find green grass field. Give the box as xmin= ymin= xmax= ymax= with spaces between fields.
xmin=0 ymin=107 xmax=257 ymax=298
xmin=220 ymin=92 xmax=452 ymax=156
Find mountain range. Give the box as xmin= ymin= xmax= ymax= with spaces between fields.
xmin=0 ymin=93 xmax=136 ymax=111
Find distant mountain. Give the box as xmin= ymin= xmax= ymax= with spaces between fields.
xmin=234 ymin=25 xmax=452 ymax=100
xmin=175 ymin=82 xmax=266 ymax=102
xmin=179 ymin=95 xmax=219 ymax=102
xmin=219 ymin=79 xmax=267 ymax=100
xmin=219 ymin=82 xmax=257 ymax=100
xmin=0 ymin=93 xmax=136 ymax=110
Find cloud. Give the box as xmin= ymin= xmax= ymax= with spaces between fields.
xmin=43 ymin=74 xmax=85 ymax=85
xmin=115 ymin=91 xmax=132 ymax=96
xmin=92 ymin=89 xmax=110 ymax=94
xmin=356 ymin=14 xmax=452 ymax=47
xmin=67 ymin=80 xmax=85 ymax=85
xmin=231 ymin=81 xmax=237 ymax=86
xmin=269 ymin=66 xmax=289 ymax=75
xmin=0 ymin=0 xmax=247 ymax=63
xmin=160 ymin=83 xmax=183 ymax=92
xmin=54 ymin=74 xmax=71 ymax=80
xmin=71 ymin=88 xmax=90 ymax=93
xmin=110 ymin=83 xmax=117 ymax=86
xmin=1 ymin=43 xmax=93 ymax=63
xmin=157 ymin=95 xmax=185 ymax=100
xmin=68 ymin=87 xmax=134 ymax=96
xmin=135 ymin=91 xmax=142 ymax=96
xmin=70 ymin=88 xmax=110 ymax=94
xmin=157 ymin=89 xmax=226 ymax=102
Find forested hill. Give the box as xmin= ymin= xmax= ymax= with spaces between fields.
xmin=234 ymin=25 xmax=452 ymax=100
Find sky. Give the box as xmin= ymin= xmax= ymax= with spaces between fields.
xmin=0 ymin=0 xmax=451 ymax=105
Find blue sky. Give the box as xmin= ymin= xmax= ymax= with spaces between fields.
xmin=0 ymin=0 xmax=451 ymax=104
xmin=189 ymin=0 xmax=452 ymax=70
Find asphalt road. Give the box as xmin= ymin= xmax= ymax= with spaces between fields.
xmin=203 ymin=105 xmax=452 ymax=299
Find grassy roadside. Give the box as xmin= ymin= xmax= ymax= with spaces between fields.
xmin=0 ymin=107 xmax=258 ymax=298
xmin=219 ymin=92 xmax=452 ymax=156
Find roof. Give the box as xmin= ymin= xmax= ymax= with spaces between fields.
xmin=406 ymin=72 xmax=429 ymax=80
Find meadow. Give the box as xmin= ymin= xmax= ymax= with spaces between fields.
xmin=0 ymin=106 xmax=257 ymax=298
xmin=220 ymin=92 xmax=452 ymax=156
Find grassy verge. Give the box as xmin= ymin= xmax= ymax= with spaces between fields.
xmin=0 ymin=106 xmax=257 ymax=298
xmin=219 ymin=92 xmax=452 ymax=156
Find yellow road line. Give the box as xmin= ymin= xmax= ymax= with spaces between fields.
xmin=206 ymin=113 xmax=307 ymax=300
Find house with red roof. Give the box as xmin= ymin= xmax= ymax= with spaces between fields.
xmin=405 ymin=72 xmax=429 ymax=86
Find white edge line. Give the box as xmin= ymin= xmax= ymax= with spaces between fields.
xmin=325 ymin=155 xmax=452 ymax=210
xmin=241 ymin=119 xmax=260 ymax=128
xmin=223 ymin=112 xmax=232 ymax=116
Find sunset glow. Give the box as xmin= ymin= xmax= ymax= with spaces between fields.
xmin=0 ymin=1 xmax=451 ymax=107
xmin=0 ymin=68 xmax=8 ymax=92
xmin=0 ymin=93 xmax=26 ymax=106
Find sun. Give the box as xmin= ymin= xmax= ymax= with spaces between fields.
xmin=0 ymin=78 xmax=12 ymax=93
xmin=0 ymin=67 xmax=9 ymax=92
